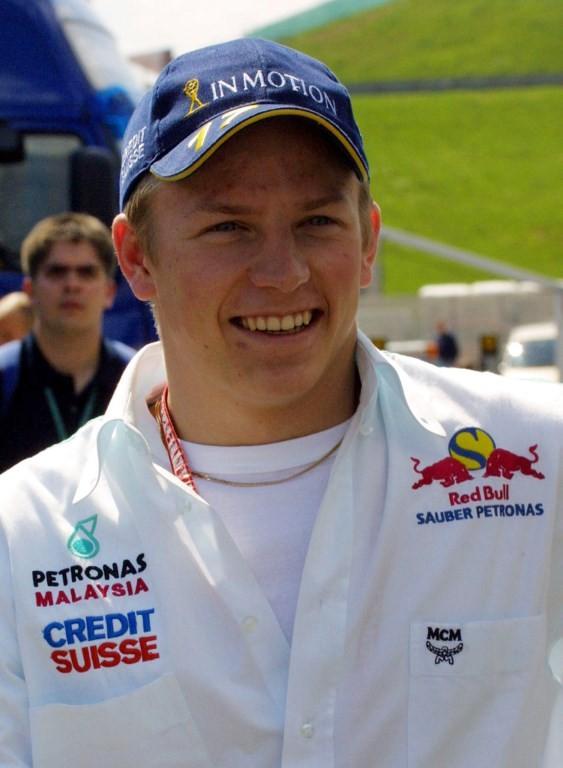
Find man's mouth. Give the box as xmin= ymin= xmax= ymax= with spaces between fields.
xmin=237 ymin=310 xmax=314 ymax=333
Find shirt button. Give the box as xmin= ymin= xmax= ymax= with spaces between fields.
xmin=300 ymin=722 xmax=314 ymax=739
xmin=360 ymin=423 xmax=374 ymax=436
xmin=242 ymin=616 xmax=258 ymax=633
xmin=183 ymin=499 xmax=192 ymax=513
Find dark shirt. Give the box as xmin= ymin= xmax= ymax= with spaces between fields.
xmin=0 ymin=334 xmax=134 ymax=472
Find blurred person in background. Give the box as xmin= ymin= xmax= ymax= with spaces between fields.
xmin=435 ymin=320 xmax=459 ymax=366
xmin=0 ymin=213 xmax=134 ymax=471
xmin=0 ymin=291 xmax=33 ymax=344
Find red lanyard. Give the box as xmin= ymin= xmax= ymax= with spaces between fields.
xmin=155 ymin=385 xmax=198 ymax=493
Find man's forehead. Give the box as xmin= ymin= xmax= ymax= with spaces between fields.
xmin=41 ymin=241 xmax=103 ymax=268
xmin=183 ymin=188 xmax=353 ymax=215
xmin=156 ymin=170 xmax=359 ymax=219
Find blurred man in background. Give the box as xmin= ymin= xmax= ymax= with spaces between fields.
xmin=435 ymin=320 xmax=459 ymax=365
xmin=0 ymin=212 xmax=134 ymax=471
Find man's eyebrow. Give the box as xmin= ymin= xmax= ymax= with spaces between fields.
xmin=44 ymin=261 xmax=100 ymax=270
xmin=302 ymin=192 xmax=347 ymax=211
xmin=192 ymin=201 xmax=254 ymax=215
xmin=192 ymin=192 xmax=347 ymax=215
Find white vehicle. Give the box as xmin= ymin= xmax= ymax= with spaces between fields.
xmin=498 ymin=321 xmax=558 ymax=382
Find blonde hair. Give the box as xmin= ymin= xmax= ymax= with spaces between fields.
xmin=123 ymin=175 xmax=163 ymax=258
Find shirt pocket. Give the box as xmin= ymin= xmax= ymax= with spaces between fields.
xmin=30 ymin=674 xmax=214 ymax=768
xmin=408 ymin=614 xmax=550 ymax=768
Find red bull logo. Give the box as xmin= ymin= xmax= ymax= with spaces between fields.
xmin=411 ymin=456 xmax=473 ymax=489
xmin=411 ymin=427 xmax=545 ymax=490
xmin=484 ymin=444 xmax=544 ymax=480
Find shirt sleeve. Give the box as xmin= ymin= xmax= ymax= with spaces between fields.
xmin=0 ymin=523 xmax=32 ymax=766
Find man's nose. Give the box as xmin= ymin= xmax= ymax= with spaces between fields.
xmin=62 ymin=269 xmax=83 ymax=290
xmin=248 ymin=236 xmax=310 ymax=292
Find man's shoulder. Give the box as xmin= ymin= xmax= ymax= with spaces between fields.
xmin=0 ymin=339 xmax=22 ymax=370
xmin=383 ymin=350 xmax=562 ymax=424
xmin=0 ymin=339 xmax=24 ymax=413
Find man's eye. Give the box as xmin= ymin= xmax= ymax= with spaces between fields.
xmin=306 ymin=215 xmax=334 ymax=226
xmin=77 ymin=266 xmax=100 ymax=279
xmin=45 ymin=266 xmax=67 ymax=278
xmin=210 ymin=221 xmax=240 ymax=232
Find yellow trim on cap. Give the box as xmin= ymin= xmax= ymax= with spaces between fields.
xmin=151 ymin=108 xmax=368 ymax=183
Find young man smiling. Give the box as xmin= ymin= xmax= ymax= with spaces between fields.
xmin=0 ymin=39 xmax=561 ymax=768
xmin=115 ymin=117 xmax=376 ymax=445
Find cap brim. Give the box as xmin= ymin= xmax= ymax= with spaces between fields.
xmin=150 ymin=102 xmax=368 ymax=183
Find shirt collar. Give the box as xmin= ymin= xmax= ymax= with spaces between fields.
xmin=356 ymin=330 xmax=446 ymax=437
xmin=73 ymin=342 xmax=167 ymax=503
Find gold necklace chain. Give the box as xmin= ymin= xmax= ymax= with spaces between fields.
xmin=191 ymin=438 xmax=343 ymax=488
xmin=150 ymin=395 xmax=342 ymax=489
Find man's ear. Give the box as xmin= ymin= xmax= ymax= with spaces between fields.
xmin=112 ymin=214 xmax=156 ymax=301
xmin=360 ymin=201 xmax=381 ymax=289
xmin=22 ymin=276 xmax=33 ymax=299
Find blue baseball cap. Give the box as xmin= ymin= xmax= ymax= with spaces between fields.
xmin=119 ymin=37 xmax=369 ymax=209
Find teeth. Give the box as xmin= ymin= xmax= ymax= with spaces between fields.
xmin=267 ymin=316 xmax=281 ymax=331
xmin=240 ymin=311 xmax=314 ymax=332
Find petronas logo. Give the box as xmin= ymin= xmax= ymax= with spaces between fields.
xmin=67 ymin=515 xmax=100 ymax=559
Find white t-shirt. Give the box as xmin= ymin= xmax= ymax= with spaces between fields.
xmin=181 ymin=420 xmax=350 ymax=641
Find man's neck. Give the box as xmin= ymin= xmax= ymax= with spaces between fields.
xmin=33 ymin=327 xmax=102 ymax=393
xmin=165 ymin=364 xmax=361 ymax=447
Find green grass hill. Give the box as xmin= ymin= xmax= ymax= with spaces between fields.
xmin=274 ymin=0 xmax=563 ymax=293
xmin=279 ymin=0 xmax=563 ymax=81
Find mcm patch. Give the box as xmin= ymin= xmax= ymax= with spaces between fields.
xmin=426 ymin=626 xmax=464 ymax=665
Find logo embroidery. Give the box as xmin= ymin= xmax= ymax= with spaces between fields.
xmin=411 ymin=456 xmax=472 ymax=489
xmin=426 ymin=626 xmax=464 ymax=665
xmin=183 ymin=78 xmax=207 ymax=116
xmin=411 ymin=427 xmax=545 ymax=490
xmin=42 ymin=607 xmax=160 ymax=674
xmin=67 ymin=515 xmax=100 ymax=559
xmin=426 ymin=640 xmax=464 ymax=665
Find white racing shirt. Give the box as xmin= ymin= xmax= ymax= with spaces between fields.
xmin=0 ymin=331 xmax=561 ymax=767
xmin=181 ymin=419 xmax=352 ymax=642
